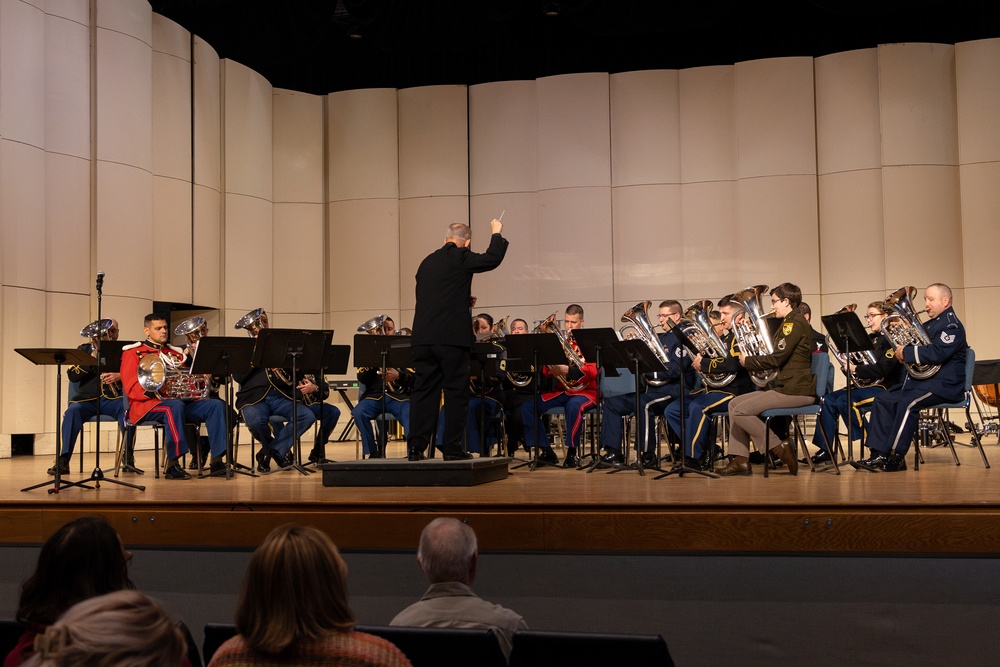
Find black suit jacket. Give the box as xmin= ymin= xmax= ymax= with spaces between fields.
xmin=411 ymin=233 xmax=508 ymax=348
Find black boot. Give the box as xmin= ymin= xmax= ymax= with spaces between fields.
xmin=47 ymin=453 xmax=70 ymax=476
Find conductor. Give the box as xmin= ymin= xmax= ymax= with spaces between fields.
xmin=407 ymin=218 xmax=509 ymax=461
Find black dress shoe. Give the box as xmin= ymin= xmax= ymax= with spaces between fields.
xmin=810 ymin=449 xmax=833 ymax=465
xmin=407 ymin=450 xmax=426 ymax=461
xmin=272 ymin=452 xmax=293 ymax=468
xmin=599 ymin=449 xmax=624 ymax=465
xmin=853 ymin=452 xmax=888 ymax=472
xmin=682 ymin=456 xmax=704 ymax=470
xmin=209 ymin=457 xmax=226 ymax=474
xmin=308 ymin=450 xmax=332 ymax=464
xmin=442 ymin=450 xmax=474 ymax=461
xmin=638 ymin=452 xmax=659 ymax=469
xmin=562 ymin=448 xmax=580 ymax=468
xmin=537 ymin=448 xmax=559 ymax=465
xmin=255 ymin=449 xmax=272 ymax=473
xmin=883 ymin=452 xmax=907 ymax=472
xmin=164 ymin=464 xmax=192 ymax=480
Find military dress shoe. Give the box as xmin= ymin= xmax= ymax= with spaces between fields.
xmin=407 ymin=450 xmax=426 ymax=462
xmin=562 ymin=450 xmax=580 ymax=468
xmin=773 ymin=442 xmax=798 ymax=476
xmin=308 ymin=450 xmax=332 ymax=464
xmin=599 ymin=449 xmax=624 ymax=465
xmin=255 ymin=449 xmax=272 ymax=473
xmin=209 ymin=456 xmax=226 ymax=474
xmin=164 ymin=463 xmax=192 ymax=480
xmin=717 ymin=458 xmax=752 ymax=476
xmin=853 ymin=452 xmax=888 ymax=472
xmin=47 ymin=455 xmax=70 ymax=476
xmin=882 ymin=452 xmax=908 ymax=472
xmin=442 ymin=450 xmax=474 ymax=461
xmin=272 ymin=452 xmax=294 ymax=469
xmin=638 ymin=451 xmax=659 ymax=469
xmin=682 ymin=456 xmax=705 ymax=470
xmin=810 ymin=449 xmax=833 ymax=465
xmin=536 ymin=448 xmax=559 ymax=465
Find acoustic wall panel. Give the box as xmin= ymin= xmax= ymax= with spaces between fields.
xmin=1 ymin=287 xmax=46 ymax=435
xmin=680 ymin=180 xmax=740 ymax=300
xmin=96 ymin=0 xmax=150 ymax=38
xmin=328 ymin=198 xmax=399 ymax=313
xmin=398 ymin=85 xmax=468 ymax=200
xmin=193 ymin=37 xmax=221 ymax=192
xmin=0 ymin=0 xmax=44 ymax=145
xmin=1 ymin=142 xmax=46 ymax=289
xmin=959 ymin=162 xmax=1000 ymax=289
xmin=817 ymin=169 xmax=886 ymax=295
xmin=152 ymin=15 xmax=191 ymax=182
xmin=46 ymin=153 xmax=91 ymax=294
xmin=95 ymin=19 xmax=152 ymax=169
xmin=223 ymin=193 xmax=272 ymax=312
xmin=537 ymin=73 xmax=611 ymax=191
xmin=152 ymin=177 xmax=192 ymax=303
xmin=879 ymin=43 xmax=959 ymax=168
xmin=469 ymin=80 xmax=537 ymax=196
xmin=95 ymin=161 xmax=154 ymax=299
xmin=678 ymin=66 xmax=737 ymax=183
xmin=273 ymin=202 xmax=323 ymax=314
xmin=611 ymin=184 xmax=683 ymax=304
xmin=222 ymin=60 xmax=272 ymax=200
xmin=964 ymin=287 xmax=1000 ymax=359
xmin=815 ymin=48 xmax=882 ymax=175
xmin=610 ymin=70 xmax=680 ymax=187
xmin=469 ymin=192 xmax=538 ymax=311
xmin=42 ymin=291 xmax=91 ymax=445
xmin=735 ymin=57 xmax=816 ymax=179
xmin=193 ymin=184 xmax=222 ymax=310
xmin=956 ymin=38 xmax=1000 ymax=164
xmin=398 ymin=196 xmax=470 ymax=312
xmin=327 ymin=88 xmax=398 ymax=202
xmin=44 ymin=9 xmax=90 ymax=160
xmin=273 ymin=90 xmax=324 ymax=204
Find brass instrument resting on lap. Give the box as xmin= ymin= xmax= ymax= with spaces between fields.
xmin=619 ymin=301 xmax=669 ymax=387
xmin=137 ymin=351 xmax=210 ymax=400
xmin=235 ymin=307 xmax=314 ymax=400
xmin=881 ymin=286 xmax=940 ymax=379
xmin=825 ymin=304 xmax=879 ymax=388
xmin=730 ymin=285 xmax=778 ymax=387
xmin=677 ymin=300 xmax=736 ymax=389
xmin=357 ymin=314 xmax=401 ymax=393
xmin=534 ymin=312 xmax=589 ymax=392
xmin=80 ymin=319 xmax=122 ymax=398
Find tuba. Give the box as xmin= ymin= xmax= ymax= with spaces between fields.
xmin=358 ymin=314 xmax=400 ymax=393
xmin=825 ymin=304 xmax=880 ymax=388
xmin=619 ymin=301 xmax=670 ymax=387
xmin=675 ymin=300 xmax=736 ymax=389
xmin=175 ymin=316 xmax=208 ymax=350
xmin=881 ymin=286 xmax=940 ymax=379
xmin=534 ymin=313 xmax=589 ymax=392
xmin=80 ymin=319 xmax=122 ymax=398
xmin=235 ymin=307 xmax=296 ymax=389
xmin=730 ymin=285 xmax=778 ymax=387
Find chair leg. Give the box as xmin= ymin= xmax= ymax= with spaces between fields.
xmin=967 ymin=403 xmax=991 ymax=468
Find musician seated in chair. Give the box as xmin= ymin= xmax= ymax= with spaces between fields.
xmin=663 ymin=299 xmax=755 ymax=470
xmin=472 ymin=313 xmax=493 ymax=337
xmin=809 ymin=303 xmax=904 ymax=465
xmin=351 ymin=316 xmax=412 ymax=458
xmin=48 ymin=319 xmax=127 ymax=476
xmin=120 ymin=313 xmax=228 ymax=479
xmin=598 ymin=300 xmax=694 ymax=468
xmin=501 ymin=318 xmax=533 ymax=455
xmin=522 ymin=304 xmax=598 ymax=468
xmin=271 ymin=370 xmax=340 ymax=464
xmin=856 ymin=283 xmax=967 ymax=472
xmin=231 ymin=309 xmax=318 ymax=473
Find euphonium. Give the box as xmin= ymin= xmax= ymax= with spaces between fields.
xmin=137 ymin=351 xmax=210 ymax=400
xmin=534 ymin=313 xmax=589 ymax=392
xmin=880 ymin=286 xmax=940 ymax=379
xmin=730 ymin=285 xmax=778 ymax=387
xmin=824 ymin=304 xmax=879 ymax=388
xmin=80 ymin=319 xmax=122 ymax=399
xmin=619 ymin=301 xmax=670 ymax=387
xmin=676 ymin=300 xmax=736 ymax=389
xmin=235 ymin=307 xmax=295 ymax=388
xmin=357 ymin=314 xmax=400 ymax=393
xmin=173 ymin=315 xmax=217 ymax=393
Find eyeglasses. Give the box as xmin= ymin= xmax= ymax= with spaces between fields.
xmin=864 ymin=312 xmax=882 ymax=319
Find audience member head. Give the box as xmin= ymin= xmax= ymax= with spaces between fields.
xmin=417 ymin=518 xmax=478 ymax=586
xmin=235 ymin=524 xmax=356 ymax=656
xmin=24 ymin=590 xmax=184 ymax=667
xmin=16 ymin=516 xmax=134 ymax=627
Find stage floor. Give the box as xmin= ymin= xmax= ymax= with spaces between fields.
xmin=1 ymin=435 xmax=998 ymax=555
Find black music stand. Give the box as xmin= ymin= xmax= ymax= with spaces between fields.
xmin=603 ymin=339 xmax=670 ymax=476
xmin=470 ymin=342 xmax=504 ymax=457
xmin=501 ymin=333 xmax=567 ymax=470
xmin=254 ymin=328 xmax=331 ymax=474
xmin=655 ymin=322 xmax=719 ymax=479
xmin=353 ymin=334 xmax=412 ymax=458
xmin=303 ymin=343 xmax=351 ymax=466
xmin=17 ymin=348 xmax=100 ymax=493
xmin=190 ymin=336 xmax=257 ymax=479
xmin=572 ymin=328 xmax=627 ymax=471
xmin=823 ymin=310 xmax=873 ymax=466
xmin=97 ymin=340 xmax=145 ymax=476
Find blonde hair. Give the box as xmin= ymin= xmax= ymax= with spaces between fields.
xmin=235 ymin=524 xmax=356 ymax=656
xmin=25 ymin=590 xmax=183 ymax=667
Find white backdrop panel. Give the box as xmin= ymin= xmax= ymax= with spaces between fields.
xmin=679 ymin=66 xmax=737 ymax=183
xmin=222 ymin=61 xmax=272 ymax=200
xmin=273 ymin=202 xmax=323 ymax=314
xmin=44 ymin=10 xmax=90 ymax=159
xmin=95 ymin=0 xmax=150 ymax=38
xmin=469 ymin=80 xmax=537 ymax=196
xmin=959 ymin=162 xmax=1000 ymax=289
xmin=610 ymin=70 xmax=680 ymax=187
xmin=879 ymin=43 xmax=959 ymax=167
xmin=536 ymin=187 xmax=613 ymax=305
xmin=152 ymin=176 xmax=192 ymax=303
xmin=537 ymin=73 xmax=611 ymax=191
xmin=152 ymin=18 xmax=191 ymax=182
xmin=680 ymin=180 xmax=740 ymax=300
xmin=398 ymin=196 xmax=470 ymax=311
xmin=956 ymin=38 xmax=1000 ymax=164
xmin=193 ymin=37 xmax=221 ymax=192
xmin=96 ymin=162 xmax=154 ymax=299
xmin=224 ymin=193 xmax=272 ymax=312
xmin=0 ymin=0 xmax=44 ymax=145
xmin=815 ymin=48 xmax=881 ymax=175
xmin=818 ymin=169 xmax=886 ymax=294
xmin=469 ymin=192 xmax=537 ymax=310
xmin=46 ymin=153 xmax=91 ymax=294
xmin=611 ymin=184 xmax=682 ymax=303
xmin=95 ymin=21 xmax=152 ymax=169
xmin=1 ymin=142 xmax=46 ymax=289
xmin=964 ymin=287 xmax=1000 ymax=360
xmin=328 ymin=198 xmax=399 ymax=313
xmin=398 ymin=85 xmax=468 ymax=199
xmin=327 ymin=88 xmax=398 ymax=202
xmin=193 ymin=184 xmax=222 ymax=309
xmin=2 ymin=287 xmax=46 ymax=434
xmin=273 ymin=90 xmax=324 ymax=204
xmin=735 ymin=57 xmax=816 ymax=179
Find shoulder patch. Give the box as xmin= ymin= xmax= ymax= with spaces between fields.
xmin=940 ymin=331 xmax=955 ymax=344
xmin=782 ymin=322 xmax=793 ymax=336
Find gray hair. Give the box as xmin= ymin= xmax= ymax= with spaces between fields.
xmin=417 ymin=518 xmax=477 ymax=584
xmin=447 ymin=224 xmax=471 ymax=242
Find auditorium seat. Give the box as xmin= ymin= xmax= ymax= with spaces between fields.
xmin=508 ymin=630 xmax=674 ymax=667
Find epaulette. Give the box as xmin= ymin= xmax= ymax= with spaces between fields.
xmin=122 ymin=341 xmax=144 ymax=351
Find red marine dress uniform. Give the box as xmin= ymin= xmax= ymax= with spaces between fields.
xmin=120 ymin=339 xmax=191 ymax=463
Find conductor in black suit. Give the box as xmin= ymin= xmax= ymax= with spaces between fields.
xmin=407 ymin=218 xmax=509 ymax=461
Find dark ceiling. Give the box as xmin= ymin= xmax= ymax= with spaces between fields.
xmin=148 ymin=0 xmax=1000 ymax=96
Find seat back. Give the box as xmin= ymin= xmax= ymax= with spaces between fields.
xmin=203 ymin=623 xmax=238 ymax=665
xmin=811 ymin=353 xmax=834 ymax=402
xmin=1 ymin=619 xmax=24 ymax=661
xmin=600 ymin=367 xmax=636 ymax=399
xmin=509 ymin=630 xmax=673 ymax=667
xmin=355 ymin=625 xmax=507 ymax=667
xmin=963 ymin=348 xmax=976 ymax=396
